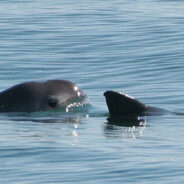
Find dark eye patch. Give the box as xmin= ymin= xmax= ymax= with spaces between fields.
xmin=48 ymin=98 xmax=58 ymax=108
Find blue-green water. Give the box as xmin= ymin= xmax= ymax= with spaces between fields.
xmin=1 ymin=0 xmax=184 ymax=183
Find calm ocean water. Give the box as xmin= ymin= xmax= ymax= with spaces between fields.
xmin=1 ymin=0 xmax=184 ymax=183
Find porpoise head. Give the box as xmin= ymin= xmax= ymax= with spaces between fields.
xmin=0 ymin=80 xmax=87 ymax=113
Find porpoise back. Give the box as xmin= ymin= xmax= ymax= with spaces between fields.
xmin=104 ymin=91 xmax=166 ymax=117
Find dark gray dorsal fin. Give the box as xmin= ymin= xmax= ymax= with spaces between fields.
xmin=104 ymin=91 xmax=148 ymax=117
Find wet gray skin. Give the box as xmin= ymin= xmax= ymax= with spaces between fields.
xmin=0 ymin=80 xmax=87 ymax=113
xmin=103 ymin=90 xmax=171 ymax=117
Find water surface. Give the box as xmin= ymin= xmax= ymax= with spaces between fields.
xmin=1 ymin=0 xmax=184 ymax=183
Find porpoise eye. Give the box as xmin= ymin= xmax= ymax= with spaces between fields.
xmin=48 ymin=98 xmax=58 ymax=108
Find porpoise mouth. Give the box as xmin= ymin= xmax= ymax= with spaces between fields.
xmin=59 ymin=93 xmax=89 ymax=112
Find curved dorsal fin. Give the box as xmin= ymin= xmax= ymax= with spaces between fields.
xmin=104 ymin=91 xmax=148 ymax=117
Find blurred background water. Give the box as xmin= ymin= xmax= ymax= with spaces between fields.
xmin=1 ymin=0 xmax=184 ymax=183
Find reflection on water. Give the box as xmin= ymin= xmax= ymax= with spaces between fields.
xmin=107 ymin=115 xmax=147 ymax=127
xmin=8 ymin=113 xmax=86 ymax=124
xmin=104 ymin=115 xmax=147 ymax=139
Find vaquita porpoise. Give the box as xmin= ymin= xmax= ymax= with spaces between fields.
xmin=0 ymin=80 xmax=182 ymax=117
xmin=0 ymin=80 xmax=87 ymax=112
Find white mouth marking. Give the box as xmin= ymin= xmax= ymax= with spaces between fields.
xmin=65 ymin=95 xmax=88 ymax=112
